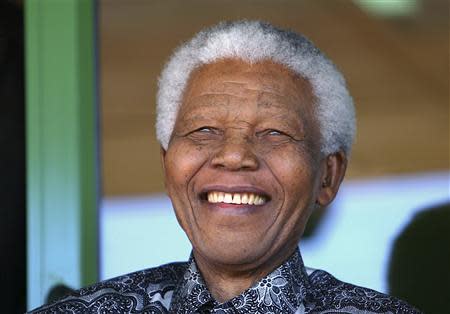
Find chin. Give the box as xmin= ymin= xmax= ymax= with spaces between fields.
xmin=194 ymin=233 xmax=278 ymax=269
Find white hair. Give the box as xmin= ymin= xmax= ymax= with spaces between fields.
xmin=156 ymin=20 xmax=356 ymax=155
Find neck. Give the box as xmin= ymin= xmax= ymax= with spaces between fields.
xmin=193 ymin=247 xmax=296 ymax=303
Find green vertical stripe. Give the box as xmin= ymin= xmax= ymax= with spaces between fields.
xmin=25 ymin=0 xmax=98 ymax=309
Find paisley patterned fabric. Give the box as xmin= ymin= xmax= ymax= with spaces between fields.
xmin=28 ymin=249 xmax=420 ymax=313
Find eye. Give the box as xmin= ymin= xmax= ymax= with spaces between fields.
xmin=197 ymin=127 xmax=214 ymax=133
xmin=256 ymin=129 xmax=297 ymax=144
xmin=259 ymin=129 xmax=289 ymax=137
xmin=193 ymin=126 xmax=217 ymax=134
xmin=187 ymin=126 xmax=221 ymax=141
xmin=267 ymin=129 xmax=283 ymax=136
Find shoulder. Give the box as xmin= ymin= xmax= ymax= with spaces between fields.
xmin=305 ymin=269 xmax=422 ymax=314
xmin=27 ymin=261 xmax=188 ymax=314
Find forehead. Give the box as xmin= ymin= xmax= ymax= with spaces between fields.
xmin=175 ymin=59 xmax=321 ymax=150
xmin=176 ymin=59 xmax=318 ymax=138
xmin=182 ymin=59 xmax=313 ymax=105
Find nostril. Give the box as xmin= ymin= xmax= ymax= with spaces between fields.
xmin=211 ymin=144 xmax=259 ymax=171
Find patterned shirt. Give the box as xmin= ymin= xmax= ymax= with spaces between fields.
xmin=29 ymin=249 xmax=420 ymax=313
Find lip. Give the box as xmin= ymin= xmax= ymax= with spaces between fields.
xmin=205 ymin=202 xmax=267 ymax=216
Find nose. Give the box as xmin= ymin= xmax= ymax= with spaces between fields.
xmin=210 ymin=137 xmax=259 ymax=171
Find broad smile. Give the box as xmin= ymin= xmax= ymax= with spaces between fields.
xmin=199 ymin=185 xmax=272 ymax=210
xmin=207 ymin=191 xmax=267 ymax=205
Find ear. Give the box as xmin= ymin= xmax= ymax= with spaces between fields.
xmin=160 ymin=146 xmax=167 ymax=175
xmin=316 ymin=150 xmax=347 ymax=207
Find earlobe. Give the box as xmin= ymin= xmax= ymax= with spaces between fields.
xmin=316 ymin=151 xmax=347 ymax=207
xmin=160 ymin=146 xmax=167 ymax=174
xmin=160 ymin=146 xmax=169 ymax=190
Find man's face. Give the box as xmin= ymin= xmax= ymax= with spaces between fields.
xmin=162 ymin=59 xmax=325 ymax=270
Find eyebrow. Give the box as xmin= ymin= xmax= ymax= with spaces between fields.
xmin=180 ymin=109 xmax=305 ymax=133
xmin=266 ymin=112 xmax=305 ymax=131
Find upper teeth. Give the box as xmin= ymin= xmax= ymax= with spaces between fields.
xmin=207 ymin=192 xmax=267 ymax=205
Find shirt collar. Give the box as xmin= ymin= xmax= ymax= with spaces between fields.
xmin=169 ymin=248 xmax=310 ymax=313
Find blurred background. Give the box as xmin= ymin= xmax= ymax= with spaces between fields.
xmin=1 ymin=0 xmax=448 ymax=313
xmin=100 ymin=0 xmax=448 ymax=194
xmin=99 ymin=0 xmax=449 ymax=312
xmin=99 ymin=0 xmax=449 ymax=310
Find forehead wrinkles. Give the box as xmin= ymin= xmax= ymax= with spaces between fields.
xmin=198 ymin=83 xmax=284 ymax=100
xmin=184 ymin=80 xmax=306 ymax=116
xmin=179 ymin=58 xmax=317 ymax=130
xmin=184 ymin=58 xmax=307 ymax=96
xmin=193 ymin=70 xmax=301 ymax=98
xmin=179 ymin=100 xmax=255 ymax=130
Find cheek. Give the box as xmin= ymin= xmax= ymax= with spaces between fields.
xmin=263 ymin=146 xmax=319 ymax=211
xmin=164 ymin=142 xmax=211 ymax=241
xmin=165 ymin=141 xmax=209 ymax=193
xmin=267 ymin=148 xmax=314 ymax=185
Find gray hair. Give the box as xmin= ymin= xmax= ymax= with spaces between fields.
xmin=156 ymin=20 xmax=356 ymax=155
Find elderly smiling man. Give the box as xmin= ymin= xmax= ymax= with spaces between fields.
xmin=30 ymin=21 xmax=419 ymax=314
